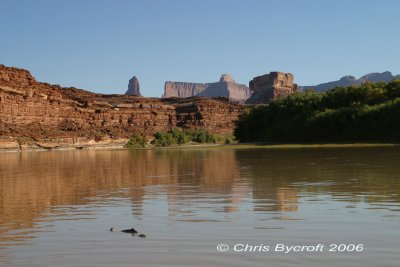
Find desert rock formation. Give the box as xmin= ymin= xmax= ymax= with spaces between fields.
xmin=163 ymin=81 xmax=207 ymax=98
xmin=163 ymin=74 xmax=252 ymax=102
xmin=0 ymin=64 xmax=244 ymax=150
xmin=125 ymin=76 xmax=141 ymax=96
xmin=246 ymin=72 xmax=298 ymax=104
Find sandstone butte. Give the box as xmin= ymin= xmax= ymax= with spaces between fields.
xmin=0 ymin=64 xmax=244 ymax=150
xmin=245 ymin=72 xmax=298 ymax=104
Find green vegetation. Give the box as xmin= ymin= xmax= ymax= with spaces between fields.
xmin=125 ymin=133 xmax=148 ymax=148
xmin=234 ymin=80 xmax=400 ymax=143
xmin=151 ymin=128 xmax=234 ymax=147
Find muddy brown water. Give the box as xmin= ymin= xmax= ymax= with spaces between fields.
xmin=0 ymin=147 xmax=399 ymax=266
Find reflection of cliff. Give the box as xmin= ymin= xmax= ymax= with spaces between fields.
xmin=0 ymin=149 xmax=245 ymax=245
xmin=276 ymin=187 xmax=298 ymax=212
xmin=0 ymin=151 xmax=167 ymax=235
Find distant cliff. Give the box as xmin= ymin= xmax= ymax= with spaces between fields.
xmin=163 ymin=74 xmax=252 ymax=102
xmin=302 ymin=71 xmax=400 ymax=92
xmin=245 ymin=72 xmax=298 ymax=104
xmin=164 ymin=82 xmax=207 ymax=98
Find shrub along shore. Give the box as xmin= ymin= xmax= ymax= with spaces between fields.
xmin=125 ymin=128 xmax=234 ymax=148
xmin=234 ymin=80 xmax=400 ymax=143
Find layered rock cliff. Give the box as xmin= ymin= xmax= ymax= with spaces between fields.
xmin=246 ymin=72 xmax=298 ymax=104
xmin=0 ymin=64 xmax=244 ymax=150
xmin=163 ymin=74 xmax=252 ymax=102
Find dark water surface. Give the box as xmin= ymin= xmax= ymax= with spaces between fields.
xmin=0 ymin=147 xmax=399 ymax=266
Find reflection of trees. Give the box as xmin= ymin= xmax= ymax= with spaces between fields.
xmin=234 ymin=147 xmax=400 ymax=212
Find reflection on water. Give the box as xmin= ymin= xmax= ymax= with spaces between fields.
xmin=0 ymin=147 xmax=400 ymax=266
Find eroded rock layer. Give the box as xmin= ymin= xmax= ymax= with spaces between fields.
xmin=0 ymin=65 xmax=244 ymax=149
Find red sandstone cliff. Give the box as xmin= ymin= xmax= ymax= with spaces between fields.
xmin=0 ymin=65 xmax=244 ymax=150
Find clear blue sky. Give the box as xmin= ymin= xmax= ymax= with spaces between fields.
xmin=1 ymin=0 xmax=399 ymax=96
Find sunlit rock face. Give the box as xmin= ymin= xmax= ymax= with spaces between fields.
xmin=163 ymin=74 xmax=252 ymax=103
xmin=0 ymin=64 xmax=244 ymax=149
xmin=245 ymin=72 xmax=298 ymax=104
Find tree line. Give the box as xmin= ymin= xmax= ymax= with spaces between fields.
xmin=234 ymin=80 xmax=400 ymax=143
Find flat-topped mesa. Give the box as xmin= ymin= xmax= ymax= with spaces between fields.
xmin=163 ymin=81 xmax=208 ymax=98
xmin=125 ymin=76 xmax=142 ymax=96
xmin=163 ymin=74 xmax=251 ymax=102
xmin=245 ymin=72 xmax=298 ymax=104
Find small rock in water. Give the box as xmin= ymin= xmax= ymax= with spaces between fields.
xmin=121 ymin=227 xmax=138 ymax=234
xmin=111 ymin=227 xmax=145 ymax=237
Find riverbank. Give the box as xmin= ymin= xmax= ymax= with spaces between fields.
xmin=164 ymin=142 xmax=400 ymax=150
xmin=1 ymin=139 xmax=399 ymax=153
xmin=0 ymin=137 xmax=129 ymax=152
xmin=225 ymin=142 xmax=400 ymax=150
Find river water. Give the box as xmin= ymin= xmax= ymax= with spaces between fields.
xmin=0 ymin=147 xmax=399 ymax=266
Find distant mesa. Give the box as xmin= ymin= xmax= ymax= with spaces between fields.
xmin=245 ymin=72 xmax=298 ymax=104
xmin=301 ymin=71 xmax=400 ymax=92
xmin=162 ymin=74 xmax=252 ymax=102
xmin=125 ymin=76 xmax=142 ymax=96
